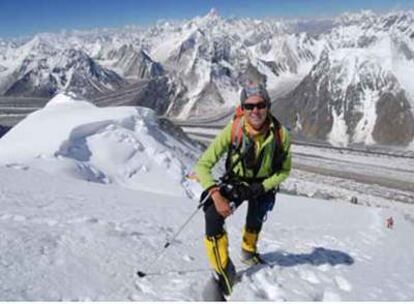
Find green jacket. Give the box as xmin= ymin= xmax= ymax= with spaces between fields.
xmin=195 ymin=116 xmax=292 ymax=192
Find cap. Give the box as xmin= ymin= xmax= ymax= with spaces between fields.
xmin=240 ymin=81 xmax=270 ymax=106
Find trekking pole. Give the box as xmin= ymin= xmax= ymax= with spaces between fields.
xmin=137 ymin=192 xmax=212 ymax=278
xmin=137 ymin=141 xmax=254 ymax=278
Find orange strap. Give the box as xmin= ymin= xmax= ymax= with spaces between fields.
xmin=230 ymin=113 xmax=284 ymax=152
xmin=230 ymin=115 xmax=244 ymax=148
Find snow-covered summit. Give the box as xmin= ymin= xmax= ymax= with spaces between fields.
xmin=334 ymin=10 xmax=378 ymax=27
xmin=275 ymin=35 xmax=414 ymax=147
xmin=0 ymin=36 xmax=127 ymax=98
xmin=1 ymin=10 xmax=414 ymax=147
xmin=0 ymin=93 xmax=201 ymax=196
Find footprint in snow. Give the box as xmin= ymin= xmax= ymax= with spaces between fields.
xmin=257 ymin=272 xmax=283 ymax=300
xmin=298 ymin=269 xmax=320 ymax=284
xmin=41 ymin=219 xmax=59 ymax=226
xmin=334 ymin=275 xmax=352 ymax=292
xmin=182 ymin=255 xmax=195 ymax=262
xmin=317 ymin=264 xmax=330 ymax=272
xmin=0 ymin=213 xmax=26 ymax=222
xmin=322 ymin=288 xmax=342 ymax=301
xmin=0 ymin=213 xmax=13 ymax=220
xmin=5 ymin=163 xmax=29 ymax=170
xmin=134 ymin=279 xmax=156 ymax=295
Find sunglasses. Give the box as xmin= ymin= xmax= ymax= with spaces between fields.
xmin=243 ymin=102 xmax=268 ymax=111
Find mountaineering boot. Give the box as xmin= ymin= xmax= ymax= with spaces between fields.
xmin=240 ymin=227 xmax=265 ymax=265
xmin=204 ymin=233 xmax=236 ymax=296
xmin=241 ymin=227 xmax=259 ymax=253
xmin=240 ymin=249 xmax=266 ymax=266
xmin=202 ymin=276 xmax=226 ymax=301
xmin=211 ymin=259 xmax=236 ymax=297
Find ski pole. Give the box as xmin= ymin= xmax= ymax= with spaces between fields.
xmin=137 ymin=140 xmax=253 ymax=278
xmin=137 ymin=191 xmax=212 ymax=278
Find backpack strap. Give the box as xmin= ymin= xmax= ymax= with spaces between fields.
xmin=269 ymin=115 xmax=287 ymax=173
xmin=225 ymin=109 xmax=246 ymax=173
xmin=226 ymin=111 xmax=287 ymax=179
xmin=230 ymin=115 xmax=244 ymax=149
xmin=230 ymin=106 xmax=245 ymax=149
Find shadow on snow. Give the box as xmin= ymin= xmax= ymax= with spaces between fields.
xmin=262 ymin=247 xmax=354 ymax=267
xmin=240 ymin=247 xmax=354 ymax=277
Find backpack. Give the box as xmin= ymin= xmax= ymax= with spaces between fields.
xmin=225 ymin=106 xmax=286 ymax=180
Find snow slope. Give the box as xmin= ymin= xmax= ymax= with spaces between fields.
xmin=1 ymin=166 xmax=413 ymax=301
xmin=0 ymin=94 xmax=414 ymax=300
xmin=0 ymin=93 xmax=200 ymax=197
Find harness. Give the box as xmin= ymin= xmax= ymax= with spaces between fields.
xmin=225 ymin=106 xmax=287 ymax=181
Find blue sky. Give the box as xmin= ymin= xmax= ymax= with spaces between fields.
xmin=1 ymin=0 xmax=413 ymax=38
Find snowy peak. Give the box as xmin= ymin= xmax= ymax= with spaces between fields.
xmin=206 ymin=7 xmax=219 ymax=18
xmin=3 ymin=46 xmax=127 ymax=98
xmin=275 ymin=36 xmax=414 ymax=147
xmin=330 ymin=11 xmax=414 ymax=49
xmin=104 ymin=45 xmax=164 ymax=80
xmin=334 ymin=10 xmax=414 ymax=32
xmin=334 ymin=10 xmax=378 ymax=27
xmin=312 ymin=42 xmax=398 ymax=94
xmin=1 ymin=9 xmax=414 ymax=147
xmin=21 ymin=35 xmax=58 ymax=55
xmin=179 ymin=8 xmax=230 ymax=35
xmin=252 ymin=32 xmax=320 ymax=74
xmin=0 ymin=93 xmax=200 ymax=196
xmin=379 ymin=11 xmax=414 ymax=33
xmin=193 ymin=8 xmax=221 ymax=27
xmin=269 ymin=10 xmax=414 ymax=148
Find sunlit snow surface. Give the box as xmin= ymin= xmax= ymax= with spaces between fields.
xmin=0 ymin=94 xmax=414 ymax=300
xmin=0 ymin=93 xmax=200 ymax=197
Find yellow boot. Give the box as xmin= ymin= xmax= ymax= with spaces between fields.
xmin=204 ymin=233 xmax=236 ymax=295
xmin=241 ymin=227 xmax=265 ymax=265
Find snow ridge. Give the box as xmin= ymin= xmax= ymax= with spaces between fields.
xmin=0 ymin=93 xmax=201 ymax=197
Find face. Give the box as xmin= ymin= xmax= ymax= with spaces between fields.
xmin=243 ymin=95 xmax=268 ymax=130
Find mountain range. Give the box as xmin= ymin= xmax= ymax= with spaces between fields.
xmin=0 ymin=9 xmax=413 ymax=147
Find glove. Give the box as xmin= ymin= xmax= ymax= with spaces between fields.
xmin=234 ymin=182 xmax=265 ymax=201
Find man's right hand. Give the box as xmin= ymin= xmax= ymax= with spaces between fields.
xmin=211 ymin=190 xmax=232 ymax=218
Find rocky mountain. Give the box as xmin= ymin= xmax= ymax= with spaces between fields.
xmin=0 ymin=9 xmax=325 ymax=114
xmin=1 ymin=9 xmax=414 ymax=147
xmin=274 ymin=49 xmax=414 ymax=146
xmin=0 ymin=36 xmax=127 ymax=98
xmin=273 ymin=11 xmax=414 ymax=147
xmin=98 ymin=44 xmax=164 ymax=80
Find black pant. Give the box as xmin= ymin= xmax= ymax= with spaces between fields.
xmin=204 ymin=190 xmax=276 ymax=237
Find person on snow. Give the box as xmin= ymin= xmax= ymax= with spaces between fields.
xmin=195 ymin=81 xmax=292 ymax=296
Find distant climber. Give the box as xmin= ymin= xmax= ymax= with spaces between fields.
xmin=386 ymin=217 xmax=394 ymax=229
